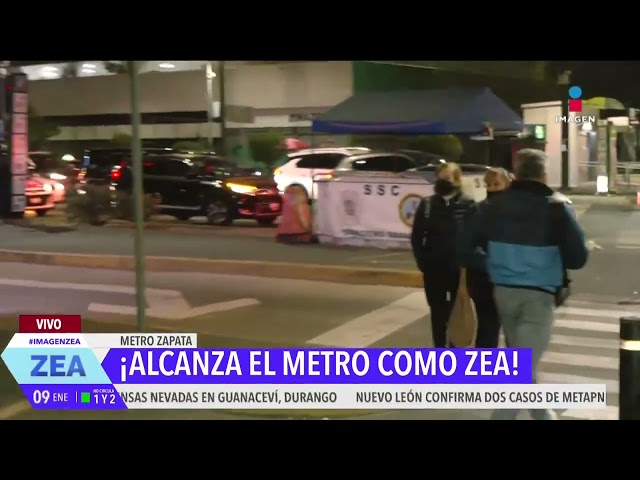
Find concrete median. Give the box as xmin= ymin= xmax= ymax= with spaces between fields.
xmin=0 ymin=249 xmax=422 ymax=288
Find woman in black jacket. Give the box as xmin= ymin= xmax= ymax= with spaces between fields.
xmin=410 ymin=162 xmax=478 ymax=348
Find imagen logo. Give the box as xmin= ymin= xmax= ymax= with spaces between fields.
xmin=569 ymin=86 xmax=582 ymax=113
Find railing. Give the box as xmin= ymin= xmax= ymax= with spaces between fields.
xmin=577 ymin=162 xmax=640 ymax=193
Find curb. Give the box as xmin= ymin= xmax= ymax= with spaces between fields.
xmin=0 ymin=250 xmax=422 ymax=288
xmin=1 ymin=219 xmax=79 ymax=233
xmin=105 ymin=220 xmax=277 ymax=235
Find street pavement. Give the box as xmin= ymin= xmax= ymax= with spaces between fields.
xmin=0 ymin=262 xmax=632 ymax=420
xmin=0 ymin=201 xmax=639 ymax=296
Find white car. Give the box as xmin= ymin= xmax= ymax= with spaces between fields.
xmin=406 ymin=163 xmax=491 ymax=202
xmin=274 ymin=148 xmax=417 ymax=198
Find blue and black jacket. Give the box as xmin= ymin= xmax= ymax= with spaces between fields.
xmin=457 ymin=180 xmax=589 ymax=293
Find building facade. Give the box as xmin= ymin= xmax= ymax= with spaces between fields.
xmin=24 ymin=61 xmax=354 ymax=152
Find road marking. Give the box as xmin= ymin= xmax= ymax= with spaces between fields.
xmin=615 ymin=244 xmax=640 ymax=250
xmin=89 ymin=298 xmax=260 ymax=320
xmin=0 ymin=400 xmax=32 ymax=420
xmin=349 ymin=252 xmax=407 ymax=261
xmin=554 ymin=319 xmax=618 ymax=333
xmin=538 ymin=373 xmax=618 ymax=394
xmin=369 ymin=260 xmax=415 ymax=265
xmin=0 ymin=277 xmax=261 ymax=320
xmin=562 ymin=406 xmax=618 ymax=421
xmin=0 ymin=277 xmax=181 ymax=296
xmin=307 ymin=292 xmax=426 ymax=348
xmin=542 ymin=351 xmax=618 ymax=370
xmin=556 ymin=306 xmax=633 ymax=319
xmin=549 ymin=334 xmax=617 ymax=350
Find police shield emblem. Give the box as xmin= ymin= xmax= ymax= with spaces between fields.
xmin=399 ymin=194 xmax=423 ymax=227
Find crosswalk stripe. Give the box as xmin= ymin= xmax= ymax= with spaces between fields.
xmin=499 ymin=334 xmax=618 ymax=350
xmin=549 ymin=334 xmax=618 ymax=350
xmin=562 ymin=406 xmax=618 ymax=420
xmin=542 ymin=351 xmax=618 ymax=370
xmin=556 ymin=306 xmax=632 ymax=319
xmin=307 ymin=292 xmax=426 ymax=348
xmin=538 ymin=373 xmax=619 ymax=394
xmin=554 ymin=318 xmax=618 ymax=333
xmin=565 ymin=299 xmax=639 ymax=312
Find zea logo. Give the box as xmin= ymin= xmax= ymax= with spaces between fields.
xmin=556 ymin=86 xmax=595 ymax=124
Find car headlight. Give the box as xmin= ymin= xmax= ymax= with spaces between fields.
xmin=43 ymin=183 xmax=53 ymax=193
xmin=54 ymin=183 xmax=65 ymax=191
xmin=226 ymin=182 xmax=257 ymax=194
xmin=49 ymin=173 xmax=67 ymax=181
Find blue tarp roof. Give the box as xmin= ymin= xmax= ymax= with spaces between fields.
xmin=312 ymin=87 xmax=523 ymax=135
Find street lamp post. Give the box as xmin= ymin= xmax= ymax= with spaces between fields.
xmin=127 ymin=61 xmax=147 ymax=332
xmin=558 ymin=70 xmax=571 ymax=191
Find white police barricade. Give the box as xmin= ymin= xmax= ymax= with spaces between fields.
xmin=314 ymin=172 xmax=434 ymax=249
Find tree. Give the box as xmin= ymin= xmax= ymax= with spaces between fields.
xmin=111 ymin=132 xmax=132 ymax=147
xmin=172 ymin=140 xmax=209 ymax=151
xmin=248 ymin=133 xmax=284 ymax=169
xmin=29 ymin=106 xmax=60 ymax=150
xmin=102 ymin=61 xmax=149 ymax=74
xmin=62 ymin=63 xmax=79 ymax=78
xmin=103 ymin=61 xmax=129 ymax=74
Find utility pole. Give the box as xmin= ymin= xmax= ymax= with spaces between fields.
xmin=558 ymin=70 xmax=571 ymax=191
xmin=205 ymin=62 xmax=216 ymax=150
xmin=218 ymin=61 xmax=226 ymax=156
xmin=127 ymin=61 xmax=147 ymax=333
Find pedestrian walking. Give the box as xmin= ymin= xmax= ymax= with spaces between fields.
xmin=458 ymin=149 xmax=589 ymax=420
xmin=461 ymin=167 xmax=513 ymax=348
xmin=410 ymin=162 xmax=484 ymax=348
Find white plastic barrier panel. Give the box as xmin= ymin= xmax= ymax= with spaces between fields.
xmin=315 ymin=175 xmax=434 ymax=249
xmin=461 ymin=175 xmax=487 ymax=202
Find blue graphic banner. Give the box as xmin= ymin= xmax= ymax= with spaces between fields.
xmin=2 ymin=347 xmax=112 ymax=385
xmin=101 ymin=348 xmax=532 ymax=384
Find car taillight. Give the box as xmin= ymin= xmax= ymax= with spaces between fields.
xmin=111 ymin=168 xmax=121 ymax=181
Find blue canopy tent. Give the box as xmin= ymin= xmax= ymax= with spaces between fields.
xmin=312 ymin=87 xmax=523 ymax=135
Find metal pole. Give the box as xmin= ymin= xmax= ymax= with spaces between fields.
xmin=127 ymin=61 xmax=147 ymax=332
xmin=205 ymin=62 xmax=215 ymax=150
xmin=561 ymin=99 xmax=569 ymax=190
xmin=218 ymin=61 xmax=226 ymax=156
xmin=619 ymin=316 xmax=640 ymax=419
xmin=558 ymin=71 xmax=570 ymax=191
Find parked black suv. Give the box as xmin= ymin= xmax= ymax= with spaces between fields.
xmin=87 ymin=149 xmax=282 ymax=225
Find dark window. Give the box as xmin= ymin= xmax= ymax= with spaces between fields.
xmin=295 ymin=153 xmax=345 ymax=169
xmin=351 ymin=156 xmax=398 ymax=172
xmin=162 ymin=158 xmax=192 ymax=177
xmin=393 ymin=156 xmax=417 ymax=172
xmin=143 ymin=158 xmax=160 ymax=175
xmin=197 ymin=156 xmax=238 ymax=177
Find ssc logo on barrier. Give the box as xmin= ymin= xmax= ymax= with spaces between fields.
xmin=398 ymin=194 xmax=423 ymax=227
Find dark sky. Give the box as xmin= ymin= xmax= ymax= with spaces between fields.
xmin=556 ymin=61 xmax=640 ymax=107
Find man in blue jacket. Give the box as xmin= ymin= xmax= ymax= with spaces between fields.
xmin=458 ymin=149 xmax=589 ymax=421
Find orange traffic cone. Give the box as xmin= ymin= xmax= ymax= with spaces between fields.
xmin=276 ymin=185 xmax=314 ymax=244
